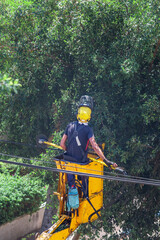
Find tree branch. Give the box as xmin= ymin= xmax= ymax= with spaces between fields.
xmin=149 ymin=39 xmax=160 ymax=71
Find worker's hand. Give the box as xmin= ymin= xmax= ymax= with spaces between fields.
xmin=112 ymin=162 xmax=118 ymax=168
xmin=104 ymin=158 xmax=118 ymax=169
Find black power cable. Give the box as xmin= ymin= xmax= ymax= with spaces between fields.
xmin=0 ymin=139 xmax=37 ymax=148
xmin=1 ymin=158 xmax=160 ymax=187
xmin=0 ymin=139 xmax=60 ymax=152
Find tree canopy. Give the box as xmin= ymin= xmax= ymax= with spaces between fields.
xmin=1 ymin=0 xmax=160 ymax=239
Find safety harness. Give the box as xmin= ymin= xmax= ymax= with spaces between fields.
xmin=64 ymin=121 xmax=89 ymax=163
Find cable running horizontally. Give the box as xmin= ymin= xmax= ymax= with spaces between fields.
xmin=1 ymin=157 xmax=160 ymax=187
xmin=1 ymin=152 xmax=160 ymax=185
xmin=0 ymin=139 xmax=61 ymax=152
xmin=0 ymin=152 xmax=104 ymax=174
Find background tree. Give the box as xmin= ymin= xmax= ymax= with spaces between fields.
xmin=0 ymin=0 xmax=160 ymax=239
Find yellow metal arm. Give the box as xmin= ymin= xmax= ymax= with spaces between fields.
xmin=89 ymin=157 xmax=108 ymax=167
xmin=43 ymin=141 xmax=63 ymax=150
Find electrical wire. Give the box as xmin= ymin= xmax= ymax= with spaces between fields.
xmin=0 ymin=139 xmax=60 ymax=152
xmin=1 ymin=152 xmax=160 ymax=185
xmin=1 ymin=156 xmax=160 ymax=187
xmin=0 ymin=139 xmax=38 ymax=148
xmin=0 ymin=152 xmax=56 ymax=165
xmin=0 ymin=152 xmax=104 ymax=174
xmin=1 ymin=139 xmax=160 ymax=187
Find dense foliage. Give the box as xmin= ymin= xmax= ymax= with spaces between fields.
xmin=0 ymin=169 xmax=47 ymax=225
xmin=0 ymin=0 xmax=160 ymax=239
xmin=0 ymin=72 xmax=21 ymax=98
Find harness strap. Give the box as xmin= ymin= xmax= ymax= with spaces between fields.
xmin=67 ymin=122 xmax=88 ymax=162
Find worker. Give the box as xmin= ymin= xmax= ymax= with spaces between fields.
xmin=60 ymin=95 xmax=118 ymax=193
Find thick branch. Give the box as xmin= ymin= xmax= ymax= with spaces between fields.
xmin=149 ymin=39 xmax=160 ymax=71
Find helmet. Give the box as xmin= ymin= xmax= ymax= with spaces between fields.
xmin=77 ymin=106 xmax=92 ymax=123
xmin=77 ymin=95 xmax=93 ymax=123
xmin=78 ymin=95 xmax=93 ymax=110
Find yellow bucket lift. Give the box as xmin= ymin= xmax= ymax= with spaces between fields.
xmin=36 ymin=141 xmax=105 ymax=240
